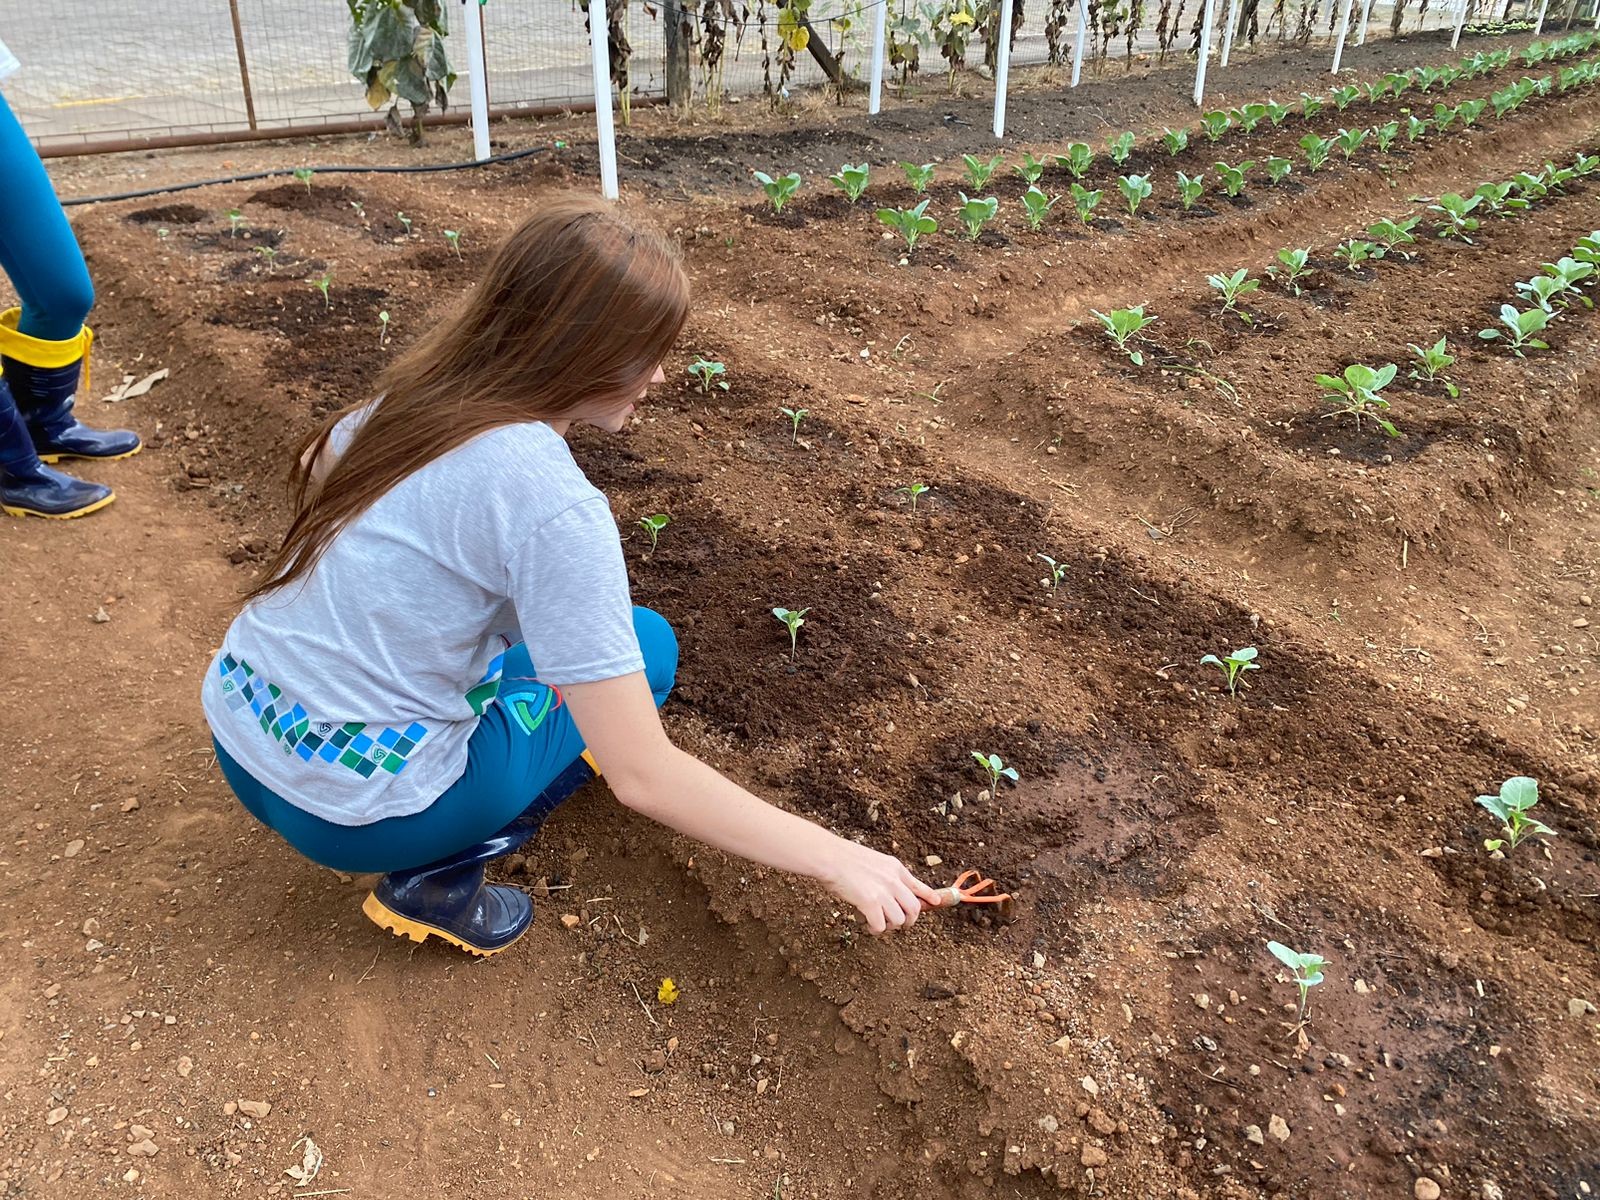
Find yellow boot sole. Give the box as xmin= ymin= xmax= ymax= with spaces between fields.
xmin=1 ymin=489 xmax=117 ymax=520
xmin=361 ymin=891 xmax=524 ymax=957
xmin=38 ymin=442 xmax=143 ymax=465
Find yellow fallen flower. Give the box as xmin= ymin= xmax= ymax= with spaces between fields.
xmin=657 ymin=977 xmax=680 ymax=1005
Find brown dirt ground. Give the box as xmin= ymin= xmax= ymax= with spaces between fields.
xmin=4 ymin=27 xmax=1599 ymax=1200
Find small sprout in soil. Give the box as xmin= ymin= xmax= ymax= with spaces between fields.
xmin=897 ymin=482 xmax=932 ymax=510
xmin=396 ymin=212 xmax=413 ymax=237
xmin=829 ymin=162 xmax=871 ymax=203
xmin=1107 ymin=131 xmax=1136 ymax=166
xmin=1200 ymin=645 xmax=1259 ymax=694
xmin=226 ymin=208 xmax=245 ymax=238
xmin=1407 ymin=336 xmax=1460 ymax=397
xmin=1330 ymin=83 xmax=1361 ymax=111
xmin=1037 ymin=553 xmax=1067 ymax=594
xmin=349 ymin=199 xmax=367 ymax=220
xmin=688 ymin=357 xmax=729 ymax=393
xmin=1540 ymin=256 xmax=1596 ymax=305
xmin=1161 ymin=127 xmax=1189 ymax=156
xmin=1232 ymin=102 xmax=1267 ymax=133
xmin=1267 ymin=247 xmax=1313 ymax=297
xmin=1092 ymin=305 xmax=1157 ymax=366
xmin=772 ymin=606 xmax=809 ymax=661
xmin=1373 ymin=120 xmax=1400 ymax=153
xmin=156 ymin=227 xmax=170 ymax=241
xmin=1477 ymin=775 xmax=1555 ymax=854
xmin=638 ymin=513 xmax=670 ymax=553
xmin=1056 ymin=142 xmax=1094 ymax=180
xmin=1300 ymin=92 xmax=1324 ymax=118
xmin=377 ymin=309 xmax=391 ymax=347
xmin=1021 ymin=186 xmax=1059 ymax=231
xmin=293 ymin=167 xmax=315 ymax=192
xmin=1334 ymin=238 xmax=1380 ymax=271
xmin=877 ymin=199 xmax=938 ymax=253
xmin=956 ymin=192 xmax=999 ymax=241
xmin=1265 ymin=156 xmax=1293 ymax=184
xmin=1333 ymin=126 xmax=1367 ymax=161
xmin=1299 ymin=133 xmax=1331 ymax=173
xmin=1214 ymin=160 xmax=1254 ymax=198
xmin=1513 ymin=169 xmax=1551 ymax=203
xmin=443 ymin=229 xmax=463 ymax=258
xmin=779 ymin=405 xmax=809 ymax=444
xmin=253 ymin=245 xmax=279 ymax=270
xmin=1014 ymin=152 xmax=1048 ymax=186
xmin=1516 ymin=273 xmax=1568 ymax=313
xmin=1367 ymin=215 xmax=1420 ymax=259
xmin=1070 ymin=183 xmax=1102 ymax=226
xmin=1473 ymin=180 xmax=1525 ymax=216
xmin=1384 ymin=71 xmax=1412 ymax=97
xmin=1406 ymin=114 xmax=1430 ymax=143
xmin=1458 ymin=97 xmax=1487 ymax=127
xmin=1317 ymin=362 xmax=1400 ymax=437
xmin=970 ymin=751 xmax=1019 ymax=794
xmin=1267 ymin=941 xmax=1327 ymax=1024
xmin=1117 ymin=174 xmax=1153 ymax=218
xmin=1433 ymin=102 xmax=1459 ymax=131
xmin=1207 ymin=267 xmax=1260 ymax=319
xmin=962 ymin=153 xmax=1004 ymax=189
xmin=1264 ymin=99 xmax=1292 ymax=127
xmin=900 ymin=161 xmax=936 ymax=193
xmin=1478 ymin=304 xmax=1550 ymax=356
xmin=1429 ymin=192 xmax=1483 ymax=243
xmin=309 ymin=273 xmax=333 ymax=309
xmin=1200 ymin=110 xmax=1230 ymax=142
xmin=1177 ymin=171 xmax=1205 ymax=212
xmin=753 ymin=170 xmax=802 ymax=213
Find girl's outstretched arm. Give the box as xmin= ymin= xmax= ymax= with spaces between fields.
xmin=561 ymin=673 xmax=943 ymax=934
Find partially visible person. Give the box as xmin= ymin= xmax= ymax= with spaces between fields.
xmin=0 ymin=30 xmax=141 ymax=519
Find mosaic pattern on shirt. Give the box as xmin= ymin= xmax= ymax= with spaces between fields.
xmin=215 ymin=653 xmax=429 ymax=779
xmin=465 ymin=650 xmax=506 ymax=716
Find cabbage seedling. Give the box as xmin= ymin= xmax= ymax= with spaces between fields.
xmin=780 ymin=406 xmax=808 ymax=443
xmin=1267 ymin=941 xmax=1327 ymax=1024
xmin=962 ymin=153 xmax=1004 ymax=189
xmin=1362 ymin=80 xmax=1387 ymax=102
xmin=1232 ymin=102 xmax=1267 ymax=133
xmin=1478 ymin=304 xmax=1550 ymax=356
xmin=1317 ymin=363 xmax=1399 ymax=436
xmin=226 ymin=208 xmax=245 ymax=238
xmin=1021 ymin=186 xmax=1058 ymax=231
xmin=293 ymin=167 xmax=315 ymax=193
xmin=877 ymin=199 xmax=939 ymax=252
xmin=900 ymin=161 xmax=936 ymax=193
xmin=1432 ymin=102 xmax=1459 ymax=131
xmin=1201 ymin=110 xmax=1230 ymax=142
xmin=1334 ymin=127 xmax=1367 ymax=160
xmin=1092 ymin=306 xmax=1157 ymax=366
xmin=1458 ymin=98 xmax=1487 ymax=127
xmin=1540 ymin=256 xmax=1596 ymax=305
xmin=1405 ymin=114 xmax=1430 ymax=143
xmin=1037 ymin=553 xmax=1067 ymax=594
xmin=1200 ymin=645 xmax=1259 ymax=694
xmin=1268 ymin=247 xmax=1313 ymax=295
xmin=897 ymin=482 xmax=931 ymax=510
xmin=1117 ymin=174 xmax=1153 ymax=217
xmin=1368 ymin=216 xmax=1419 ymax=258
xmin=956 ymin=192 xmax=999 ymax=240
xmin=1264 ymin=100 xmax=1292 ymax=127
xmin=1334 ymin=239 xmax=1380 ymax=270
xmin=1330 ymin=84 xmax=1361 ymax=110
xmin=443 ymin=229 xmax=462 ymax=258
xmin=1383 ymin=72 xmax=1412 ymax=97
xmin=1107 ymin=131 xmax=1136 ymax=166
xmin=1477 ymin=775 xmax=1555 ymax=853
xmin=970 ymin=751 xmax=1019 ymax=794
xmin=1429 ymin=193 xmax=1482 ymax=243
xmin=1300 ymin=133 xmax=1331 ymax=172
xmin=1265 ymin=156 xmax=1293 ymax=183
xmin=754 ymin=171 xmax=802 ymax=213
xmin=1214 ymin=160 xmax=1254 ymax=198
xmin=772 ymin=606 xmax=808 ymax=661
xmin=1070 ymin=183 xmax=1102 ymax=226
xmin=829 ymin=162 xmax=871 ymax=202
xmin=308 ymin=273 xmax=332 ymax=309
xmin=253 ymin=246 xmax=279 ymax=270
xmin=1300 ymin=92 xmax=1324 ymax=118
xmin=638 ymin=513 xmax=670 ymax=552
xmin=396 ymin=211 xmax=413 ymax=237
xmin=1056 ymin=142 xmax=1094 ymax=179
xmin=1177 ymin=172 xmax=1205 ymax=211
xmin=1373 ymin=120 xmax=1400 ymax=153
xmin=688 ymin=357 xmax=729 ymax=393
xmin=1014 ymin=152 xmax=1048 ymax=185
xmin=1516 ymin=274 xmax=1568 ymax=313
xmin=1207 ymin=268 xmax=1259 ymax=317
xmin=1161 ymin=127 xmax=1189 ymax=156
xmin=1407 ymin=336 xmax=1459 ymax=398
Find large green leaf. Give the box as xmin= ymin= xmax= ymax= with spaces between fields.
xmin=349 ymin=2 xmax=415 ymax=76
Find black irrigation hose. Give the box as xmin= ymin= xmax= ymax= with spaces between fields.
xmin=60 ymin=142 xmax=552 ymax=208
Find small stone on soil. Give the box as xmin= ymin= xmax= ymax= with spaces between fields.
xmin=559 ymin=914 xmax=581 ymax=929
xmin=1268 ymin=1115 xmax=1291 ymax=1142
xmin=921 ymin=980 xmax=960 ymax=1000
xmin=1080 ymin=1076 xmax=1099 ymax=1096
xmin=237 ymin=1100 xmax=271 ymax=1119
xmin=46 ymin=1107 xmax=67 ymax=1126
xmin=1414 ymin=1178 xmax=1442 ymax=1200
xmin=1568 ymin=997 xmax=1596 ymax=1017
xmin=1245 ymin=1125 xmax=1264 ymax=1146
xmin=1081 ymin=1145 xmax=1108 ymax=1168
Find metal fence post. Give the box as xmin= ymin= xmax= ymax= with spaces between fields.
xmin=227 ymin=0 xmax=258 ymax=130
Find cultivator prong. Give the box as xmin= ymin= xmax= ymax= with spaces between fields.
xmin=939 ymin=869 xmax=1013 ymax=907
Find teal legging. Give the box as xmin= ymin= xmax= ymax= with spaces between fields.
xmin=212 ymin=607 xmax=678 ymax=874
xmin=0 ymin=89 xmax=95 ymax=339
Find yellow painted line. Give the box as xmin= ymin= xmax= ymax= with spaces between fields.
xmin=52 ymin=95 xmax=148 ymax=109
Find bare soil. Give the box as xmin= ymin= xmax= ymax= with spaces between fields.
xmin=4 ymin=28 xmax=1598 ymax=1200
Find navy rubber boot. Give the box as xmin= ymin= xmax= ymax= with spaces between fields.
xmin=362 ymin=833 xmax=535 ymax=956
xmin=0 ymin=380 xmax=114 ymax=519
xmin=3 ymin=355 xmax=142 ymax=462
xmin=495 ymin=753 xmax=599 ymax=846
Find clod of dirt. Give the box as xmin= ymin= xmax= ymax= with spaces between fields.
xmin=1414 ymin=1179 xmax=1442 ymax=1200
xmin=127 ymin=1139 xmax=160 ymax=1157
xmin=644 ymin=1049 xmax=668 ymax=1073
xmin=1568 ymin=997 xmax=1597 ymax=1017
xmin=237 ymin=1099 xmax=271 ymax=1119
xmin=45 ymin=1107 xmax=66 ymax=1126
xmin=1049 ymin=1035 xmax=1072 ymax=1058
xmin=921 ymin=980 xmax=960 ymax=1000
xmin=177 ymin=1056 xmax=193 ymax=1078
xmin=559 ymin=914 xmax=581 ymax=929
xmin=1081 ymin=1145 xmax=1108 ymax=1167
xmin=120 ymin=799 xmax=140 ymax=813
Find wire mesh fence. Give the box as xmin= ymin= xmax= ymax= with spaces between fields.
xmin=2 ymin=0 xmax=1562 ymax=154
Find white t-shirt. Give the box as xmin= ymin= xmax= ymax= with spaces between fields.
xmin=0 ymin=37 xmax=19 ymax=81
xmin=201 ymin=414 xmax=644 ymax=827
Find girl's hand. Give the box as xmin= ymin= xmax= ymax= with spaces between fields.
xmin=820 ymin=841 xmax=946 ymax=934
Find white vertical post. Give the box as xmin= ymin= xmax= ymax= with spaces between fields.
xmin=993 ymin=0 xmax=1014 ymax=137
xmin=1330 ymin=0 xmax=1354 ymax=73
xmin=1070 ymin=0 xmax=1089 ymax=86
xmin=588 ymin=0 xmax=619 ymax=200
xmin=868 ymin=0 xmax=888 ymax=114
xmin=1451 ymin=0 xmax=1469 ymax=48
xmin=1193 ymin=0 xmax=1216 ymax=106
xmin=1593 ymin=0 xmax=1599 ymax=29
xmin=1220 ymin=0 xmax=1240 ymax=66
xmin=461 ymin=0 xmax=491 ymax=162
xmin=1534 ymin=0 xmax=1550 ymax=32
xmin=1356 ymin=0 xmax=1373 ymax=43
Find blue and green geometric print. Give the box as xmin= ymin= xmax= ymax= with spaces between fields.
xmin=465 ymin=651 xmax=506 ymax=716
xmin=505 ymin=684 xmax=563 ymax=736
xmin=215 ymin=653 xmax=429 ymax=779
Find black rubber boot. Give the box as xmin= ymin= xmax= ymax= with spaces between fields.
xmin=0 ymin=379 xmax=114 ymax=519
xmin=3 ymin=354 xmax=141 ymax=462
